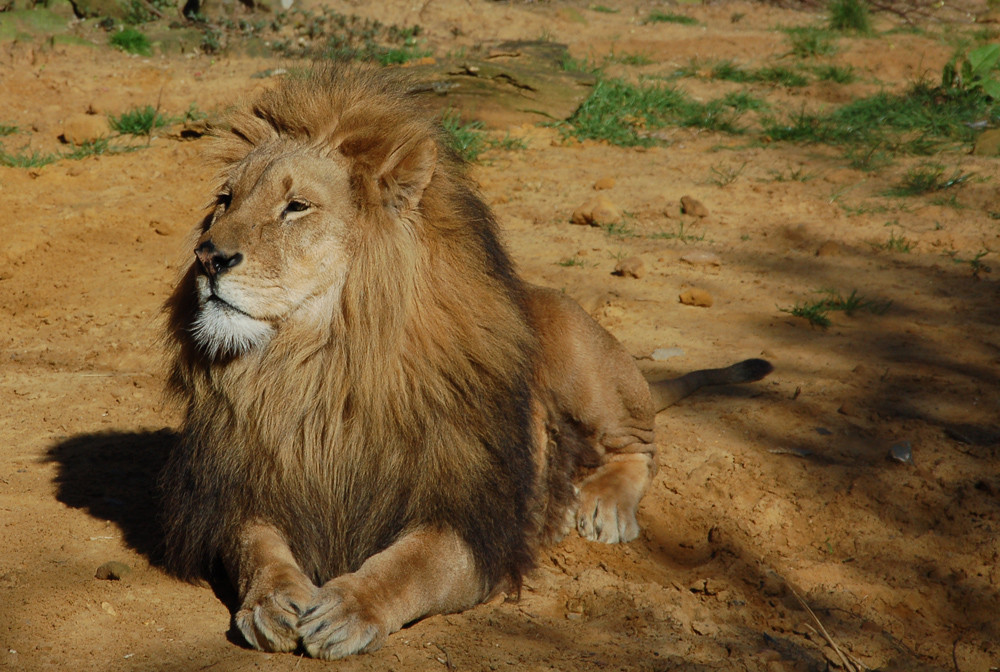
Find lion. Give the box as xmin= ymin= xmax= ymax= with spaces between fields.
xmin=159 ymin=63 xmax=772 ymax=660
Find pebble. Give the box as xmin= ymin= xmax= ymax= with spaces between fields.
xmin=650 ymin=347 xmax=684 ymax=361
xmin=60 ymin=113 xmax=108 ymax=145
xmin=837 ymin=401 xmax=858 ymax=417
xmin=613 ymin=256 xmax=646 ymax=279
xmin=973 ymin=128 xmax=1000 ymax=156
xmin=95 ymin=561 xmax=132 ymax=581
xmin=570 ymin=195 xmax=620 ymax=226
xmin=680 ymin=195 xmax=709 ymax=218
xmin=679 ymin=288 xmax=713 ymax=307
xmin=593 ymin=176 xmax=616 ymax=190
xmin=101 ymin=601 xmax=117 ymax=617
xmin=679 ymin=251 xmax=721 ymax=267
xmin=815 ymin=241 xmax=844 ymax=257
xmin=889 ymin=441 xmax=914 ymax=465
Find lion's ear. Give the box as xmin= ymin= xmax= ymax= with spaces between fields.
xmin=377 ymin=136 xmax=437 ymax=213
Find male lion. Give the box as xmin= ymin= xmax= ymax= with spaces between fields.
xmin=160 ymin=64 xmax=771 ymax=660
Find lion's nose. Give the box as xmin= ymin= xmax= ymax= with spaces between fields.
xmin=195 ymin=240 xmax=243 ymax=277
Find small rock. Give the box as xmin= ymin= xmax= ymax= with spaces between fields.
xmin=680 ymin=195 xmax=709 ymax=218
xmin=679 ymin=288 xmax=713 ymax=307
xmin=976 ymin=8 xmax=1000 ymax=23
xmin=59 ymin=113 xmax=108 ymax=145
xmin=650 ymin=347 xmax=684 ymax=361
xmin=101 ymin=601 xmax=117 ymax=617
xmin=815 ymin=241 xmax=844 ymax=257
xmin=837 ymin=401 xmax=858 ymax=417
xmin=889 ymin=441 xmax=914 ymax=465
xmin=691 ymin=619 xmax=719 ymax=636
xmin=679 ymin=251 xmax=721 ymax=267
xmin=593 ymin=176 xmax=616 ymax=190
xmin=570 ymin=195 xmax=620 ymax=226
xmin=613 ymin=256 xmax=646 ymax=279
xmin=973 ymin=128 xmax=1000 ymax=156
xmin=95 ymin=561 xmax=132 ymax=581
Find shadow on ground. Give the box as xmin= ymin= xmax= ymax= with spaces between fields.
xmin=45 ymin=428 xmax=178 ymax=566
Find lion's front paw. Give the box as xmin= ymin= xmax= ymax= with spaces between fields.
xmin=235 ymin=576 xmax=316 ymax=653
xmin=576 ymin=476 xmax=642 ymax=544
xmin=298 ymin=577 xmax=387 ymax=660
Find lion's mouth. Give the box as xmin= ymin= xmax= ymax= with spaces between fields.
xmin=205 ymin=292 xmax=255 ymax=319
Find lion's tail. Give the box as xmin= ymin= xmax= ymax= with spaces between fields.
xmin=646 ymin=358 xmax=773 ymax=413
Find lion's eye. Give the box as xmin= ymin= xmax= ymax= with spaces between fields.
xmin=216 ymin=192 xmax=232 ymax=210
xmin=282 ymin=199 xmax=311 ymax=218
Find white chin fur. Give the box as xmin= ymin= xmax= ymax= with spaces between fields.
xmin=190 ymin=300 xmax=274 ymax=359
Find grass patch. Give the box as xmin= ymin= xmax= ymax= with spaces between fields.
xmin=607 ymin=51 xmax=653 ymax=66
xmin=707 ymin=162 xmax=746 ymax=187
xmin=109 ymin=105 xmax=169 ymax=136
xmin=110 ymin=27 xmax=151 ymax=56
xmin=888 ymin=163 xmax=973 ymax=196
xmin=781 ymin=301 xmax=832 ymax=328
xmin=781 ymin=288 xmax=891 ymax=328
xmin=763 ymin=81 xmax=1000 ymax=162
xmin=565 ymin=78 xmax=756 ymax=146
xmin=650 ymin=221 xmax=705 ymax=243
xmin=589 ymin=5 xmax=619 ymax=13
xmin=487 ymin=133 xmax=528 ymax=152
xmin=782 ymin=26 xmax=838 ymax=58
xmin=0 ymin=148 xmax=59 ymax=168
xmin=441 ymin=111 xmax=485 ymax=162
xmin=767 ymin=166 xmax=816 ymax=182
xmin=872 ymin=228 xmax=915 ymax=253
xmin=947 ymin=249 xmax=992 ymax=277
xmin=828 ymin=0 xmax=872 ymax=35
xmin=603 ymin=221 xmax=636 ymax=238
xmin=0 ymin=124 xmax=17 ymax=137
xmin=812 ymin=64 xmax=857 ymax=83
xmin=63 ymin=138 xmax=112 ymax=160
xmin=645 ymin=11 xmax=699 ymax=25
xmin=712 ymin=61 xmax=809 ymax=87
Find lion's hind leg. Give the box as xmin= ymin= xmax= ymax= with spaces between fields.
xmin=575 ymin=433 xmax=656 ymax=544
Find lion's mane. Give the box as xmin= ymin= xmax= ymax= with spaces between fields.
xmin=160 ymin=65 xmax=539 ymax=593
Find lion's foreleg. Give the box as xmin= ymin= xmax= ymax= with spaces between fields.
xmin=226 ymin=522 xmax=318 ymax=653
xmin=299 ymin=528 xmax=485 ymax=660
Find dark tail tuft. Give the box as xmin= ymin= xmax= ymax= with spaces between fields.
xmin=731 ymin=358 xmax=773 ymax=382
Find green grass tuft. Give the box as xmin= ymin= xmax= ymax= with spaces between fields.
xmin=783 ymin=26 xmax=838 ymax=58
xmin=108 ymin=106 xmax=169 ymax=136
xmin=828 ymin=0 xmax=872 ymax=34
xmin=645 ymin=11 xmax=699 ymax=25
xmin=441 ymin=111 xmax=486 ymax=162
xmin=781 ymin=288 xmax=890 ymax=328
xmin=110 ymin=27 xmax=151 ymax=56
xmin=889 ymin=163 xmax=973 ymax=196
xmin=0 ymin=148 xmax=59 ymax=168
xmin=812 ymin=64 xmax=857 ymax=83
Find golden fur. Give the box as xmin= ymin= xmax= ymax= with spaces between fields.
xmin=160 ymin=63 xmax=771 ymax=660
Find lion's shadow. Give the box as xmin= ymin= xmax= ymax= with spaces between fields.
xmin=45 ymin=428 xmax=178 ymax=567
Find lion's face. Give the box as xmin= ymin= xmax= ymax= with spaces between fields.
xmin=188 ymin=146 xmax=357 ymax=358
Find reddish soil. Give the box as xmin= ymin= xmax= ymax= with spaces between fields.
xmin=2 ymin=1 xmax=999 ymax=671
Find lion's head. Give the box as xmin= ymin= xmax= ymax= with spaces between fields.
xmin=179 ymin=69 xmax=442 ymax=361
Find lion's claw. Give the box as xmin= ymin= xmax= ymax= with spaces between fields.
xmin=576 ymin=484 xmax=640 ymax=544
xmin=298 ymin=580 xmax=386 ymax=660
xmin=235 ymin=593 xmax=303 ymax=653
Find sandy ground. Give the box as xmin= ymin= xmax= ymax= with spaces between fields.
xmin=2 ymin=1 xmax=1000 ymax=670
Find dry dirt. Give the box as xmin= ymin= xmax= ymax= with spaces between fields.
xmin=2 ymin=1 xmax=1000 ymax=671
